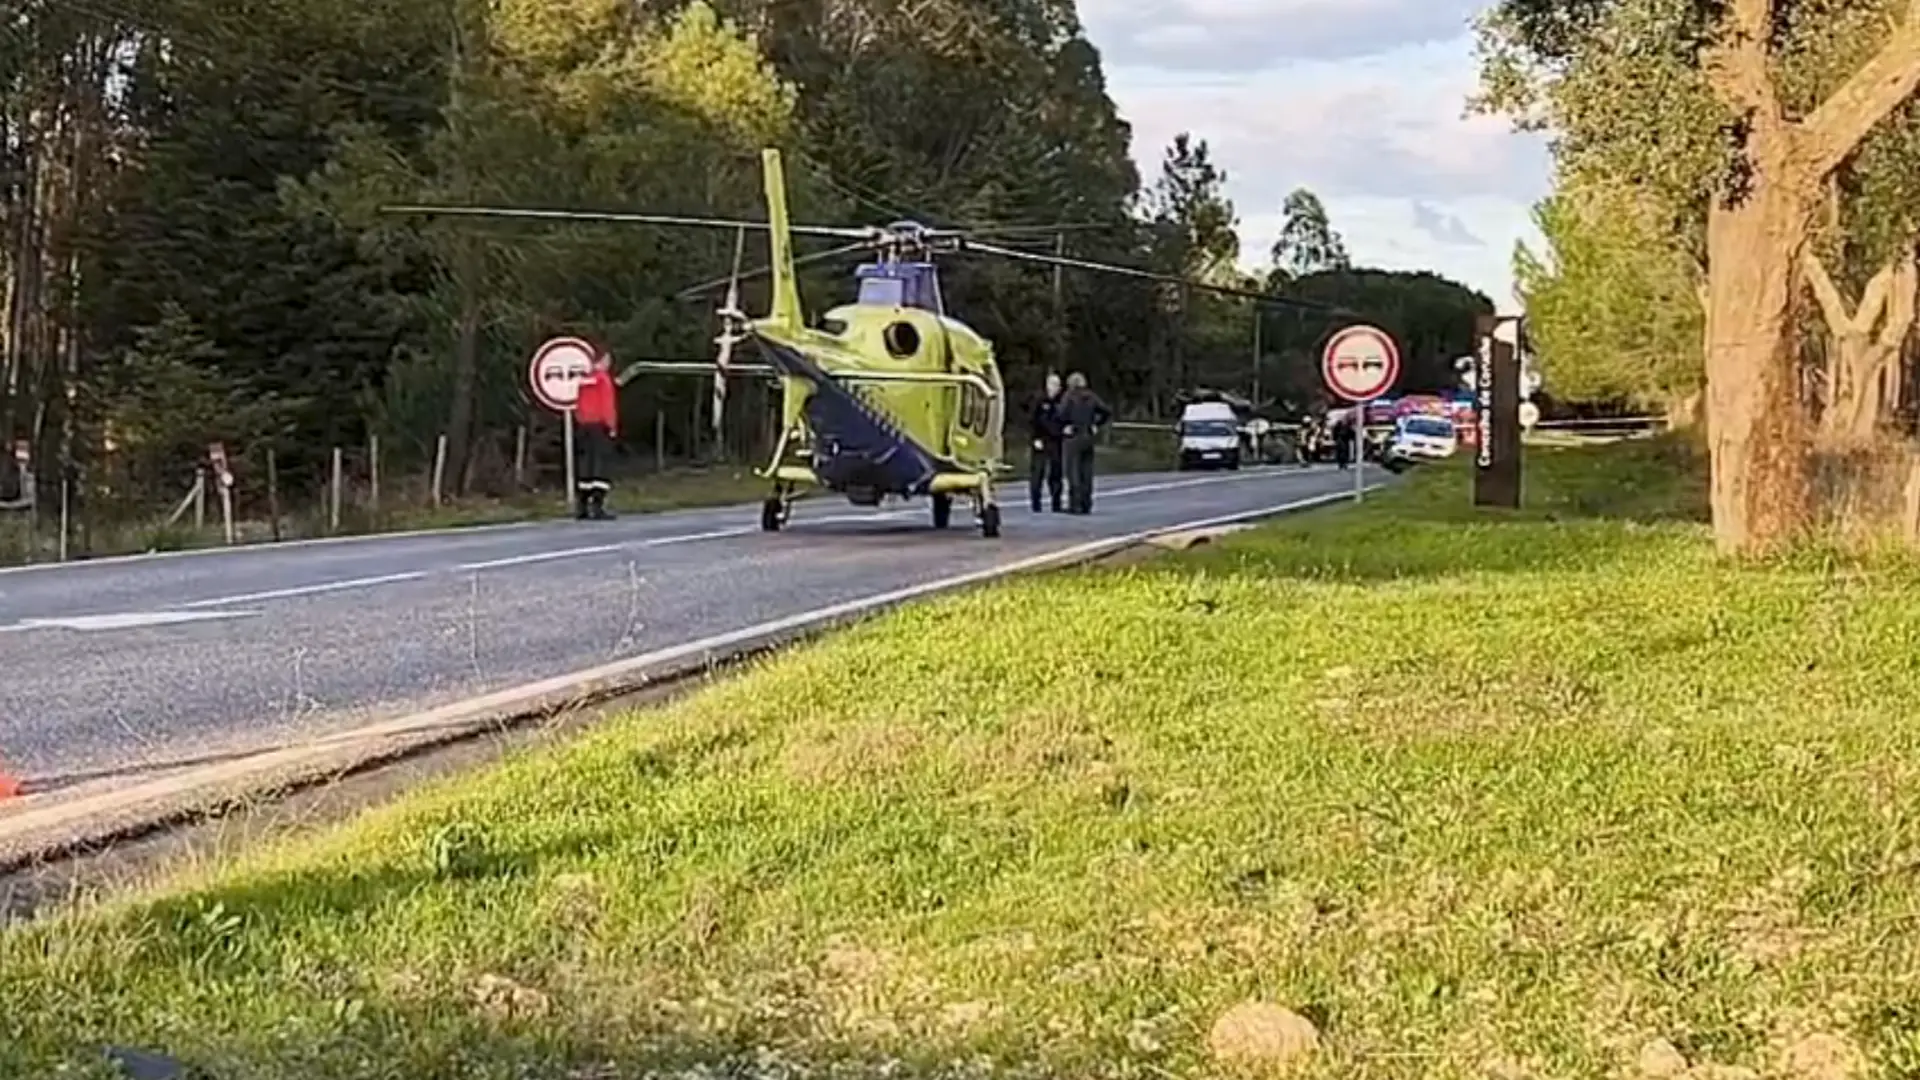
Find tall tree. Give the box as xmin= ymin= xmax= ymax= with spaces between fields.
xmin=1270 ymin=187 xmax=1349 ymax=280
xmin=1513 ymin=179 xmax=1705 ymax=418
xmin=1480 ymin=0 xmax=1920 ymax=552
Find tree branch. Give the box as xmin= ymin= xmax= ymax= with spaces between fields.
xmin=1705 ymin=0 xmax=1780 ymax=117
xmin=1805 ymin=0 xmax=1920 ymax=175
xmin=1857 ymin=255 xmax=1900 ymax=332
xmin=1803 ymin=250 xmax=1854 ymax=333
xmin=1878 ymin=246 xmax=1918 ymax=349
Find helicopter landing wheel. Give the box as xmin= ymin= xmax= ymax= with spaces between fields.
xmin=978 ymin=497 xmax=1001 ymax=539
xmin=931 ymin=493 xmax=953 ymax=529
xmin=760 ymin=492 xmax=789 ymax=532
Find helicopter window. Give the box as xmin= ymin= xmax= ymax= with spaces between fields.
xmin=820 ymin=318 xmax=848 ymax=335
xmin=961 ymin=385 xmax=989 ymax=433
xmin=859 ymin=278 xmax=905 ymax=306
xmin=883 ymin=321 xmax=919 ymax=358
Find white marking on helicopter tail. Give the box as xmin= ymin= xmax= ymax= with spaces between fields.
xmin=180 ymin=571 xmax=429 ymax=608
xmin=456 ymin=545 xmax=622 ymax=571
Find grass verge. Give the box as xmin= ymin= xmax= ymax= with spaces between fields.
xmin=11 ymin=436 xmax=1920 ymax=1079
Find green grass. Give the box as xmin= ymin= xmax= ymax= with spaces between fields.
xmin=12 ymin=437 xmax=1920 ymax=1079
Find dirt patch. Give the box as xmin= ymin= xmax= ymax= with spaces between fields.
xmin=470 ymin=973 xmax=550 ymax=1020
xmin=782 ymin=723 xmax=926 ymax=786
xmin=1207 ymin=1001 xmax=1319 ymax=1071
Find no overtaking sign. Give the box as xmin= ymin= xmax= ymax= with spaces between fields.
xmin=1321 ymin=324 xmax=1399 ymax=402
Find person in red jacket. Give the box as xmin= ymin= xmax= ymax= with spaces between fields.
xmin=575 ymin=348 xmax=619 ymax=520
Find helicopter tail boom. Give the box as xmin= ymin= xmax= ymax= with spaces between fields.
xmin=762 ymin=149 xmax=802 ymax=332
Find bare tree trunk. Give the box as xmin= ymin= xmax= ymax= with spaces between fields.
xmin=1701 ymin=155 xmax=1817 ymax=554
xmin=1807 ymin=248 xmax=1915 ymax=443
xmin=446 ymin=239 xmax=480 ymax=497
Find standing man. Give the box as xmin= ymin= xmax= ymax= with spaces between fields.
xmin=1028 ymin=372 xmax=1065 ymax=512
xmin=1058 ymin=371 xmax=1111 ymax=514
xmin=574 ymin=346 xmax=619 ymax=520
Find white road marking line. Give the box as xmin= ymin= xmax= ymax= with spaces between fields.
xmin=641 ymin=527 xmax=757 ymax=546
xmin=0 ymin=610 xmax=258 ymax=633
xmin=179 ymin=571 xmax=428 ymax=608
xmin=456 ymin=544 xmax=622 ymax=571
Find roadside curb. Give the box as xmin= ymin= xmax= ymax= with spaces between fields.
xmin=0 ymin=485 xmax=1375 ymax=870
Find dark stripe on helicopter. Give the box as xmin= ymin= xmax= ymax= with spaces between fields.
xmin=751 ymin=335 xmax=942 ymax=503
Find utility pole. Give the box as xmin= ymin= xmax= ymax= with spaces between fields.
xmin=1052 ymin=231 xmax=1067 ymax=375
xmin=1251 ymin=303 xmax=1262 ymax=409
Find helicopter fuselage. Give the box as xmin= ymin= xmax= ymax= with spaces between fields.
xmin=753 ymin=299 xmax=1004 ymax=505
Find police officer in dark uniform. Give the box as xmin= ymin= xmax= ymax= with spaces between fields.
xmin=1058 ymin=372 xmax=1111 ymax=514
xmin=1028 ymin=372 xmax=1065 ymax=512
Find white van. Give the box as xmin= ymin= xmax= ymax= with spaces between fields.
xmin=1178 ymin=401 xmax=1242 ymax=470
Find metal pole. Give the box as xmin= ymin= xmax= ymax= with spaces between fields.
xmin=368 ymin=434 xmax=380 ymax=513
xmin=267 ymin=448 xmax=281 ymax=541
xmin=330 ymin=446 xmax=343 ymax=533
xmin=563 ymin=409 xmax=577 ymax=516
xmin=57 ymin=473 xmax=68 ymax=561
xmin=514 ymin=425 xmax=527 ymax=488
xmin=193 ymin=467 xmax=206 ymax=531
xmin=1354 ymin=420 xmax=1364 ymax=502
xmin=431 ymin=434 xmax=447 ymax=506
xmin=220 ymin=475 xmax=234 ymax=544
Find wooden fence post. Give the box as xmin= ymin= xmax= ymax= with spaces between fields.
xmin=267 ymin=448 xmax=281 ymax=542
xmin=330 ymin=447 xmax=343 ymax=533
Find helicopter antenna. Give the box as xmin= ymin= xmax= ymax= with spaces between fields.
xmin=713 ymin=225 xmax=748 ymax=446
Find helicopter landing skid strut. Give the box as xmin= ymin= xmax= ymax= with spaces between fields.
xmin=761 ymin=483 xmax=794 ymax=532
xmin=973 ymin=477 xmax=1000 ymax=538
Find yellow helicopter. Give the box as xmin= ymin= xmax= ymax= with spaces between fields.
xmin=388 ymin=148 xmax=1310 ymax=537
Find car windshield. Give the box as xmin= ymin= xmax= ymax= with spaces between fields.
xmin=1184 ymin=420 xmax=1237 ymax=436
xmin=1403 ymin=417 xmax=1454 ymax=438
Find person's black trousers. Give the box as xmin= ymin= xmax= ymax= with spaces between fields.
xmin=1065 ymin=438 xmax=1097 ymax=513
xmin=576 ymin=421 xmax=614 ymax=517
xmin=1030 ymin=441 xmax=1063 ymax=511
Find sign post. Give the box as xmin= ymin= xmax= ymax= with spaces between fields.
xmin=1472 ymin=314 xmax=1523 ymax=508
xmin=1321 ymin=324 xmax=1401 ymax=501
xmin=529 ymin=336 xmax=597 ymax=516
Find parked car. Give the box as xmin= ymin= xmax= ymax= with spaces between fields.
xmin=1387 ymin=414 xmax=1458 ymax=463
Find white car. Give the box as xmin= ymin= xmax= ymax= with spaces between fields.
xmin=1388 ymin=415 xmax=1458 ymax=462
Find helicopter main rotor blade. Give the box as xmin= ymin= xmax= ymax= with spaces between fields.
xmin=675 ymin=241 xmax=879 ymax=300
xmin=960 ymin=239 xmax=1353 ymax=315
xmin=380 ymin=204 xmax=876 ymax=240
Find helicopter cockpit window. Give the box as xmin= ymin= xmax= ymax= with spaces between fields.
xmin=882 ymin=321 xmax=919 ymax=358
xmin=820 ymin=318 xmax=848 ymax=335
xmin=859 ymin=277 xmax=904 ymax=307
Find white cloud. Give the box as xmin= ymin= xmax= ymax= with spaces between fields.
xmin=1080 ymin=0 xmax=1486 ymax=67
xmin=1081 ymin=8 xmax=1550 ymax=312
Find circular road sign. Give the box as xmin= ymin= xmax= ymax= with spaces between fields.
xmin=529 ymin=337 xmax=597 ymax=412
xmin=1321 ymin=324 xmax=1400 ymax=402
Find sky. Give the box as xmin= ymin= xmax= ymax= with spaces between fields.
xmin=1076 ymin=0 xmax=1550 ymax=313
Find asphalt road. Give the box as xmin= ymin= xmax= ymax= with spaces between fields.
xmin=0 ymin=465 xmax=1362 ymax=789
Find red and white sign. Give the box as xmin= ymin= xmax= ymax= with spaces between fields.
xmin=528 ymin=337 xmax=598 ymax=412
xmin=1321 ymin=324 xmax=1400 ymax=402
